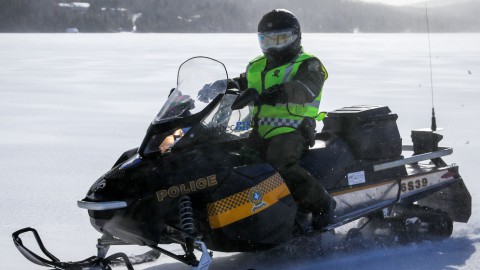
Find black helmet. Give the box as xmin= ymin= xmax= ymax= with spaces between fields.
xmin=257 ymin=9 xmax=302 ymax=64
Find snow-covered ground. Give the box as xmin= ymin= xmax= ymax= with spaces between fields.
xmin=1 ymin=33 xmax=479 ymax=270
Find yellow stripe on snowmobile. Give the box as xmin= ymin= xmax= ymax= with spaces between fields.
xmin=207 ymin=173 xmax=290 ymax=229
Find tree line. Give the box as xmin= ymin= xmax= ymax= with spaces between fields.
xmin=0 ymin=0 xmax=478 ymax=33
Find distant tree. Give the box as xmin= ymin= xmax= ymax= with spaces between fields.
xmin=0 ymin=0 xmax=478 ymax=33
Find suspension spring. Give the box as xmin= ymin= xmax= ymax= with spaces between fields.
xmin=178 ymin=195 xmax=195 ymax=237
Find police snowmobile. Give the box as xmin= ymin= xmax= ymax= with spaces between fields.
xmin=12 ymin=57 xmax=471 ymax=270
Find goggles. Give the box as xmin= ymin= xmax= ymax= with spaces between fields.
xmin=258 ymin=29 xmax=298 ymax=52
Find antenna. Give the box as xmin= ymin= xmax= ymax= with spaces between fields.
xmin=425 ymin=2 xmax=437 ymax=131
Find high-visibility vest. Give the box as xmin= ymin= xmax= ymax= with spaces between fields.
xmin=246 ymin=52 xmax=327 ymax=139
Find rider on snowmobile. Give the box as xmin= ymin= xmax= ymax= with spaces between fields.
xmin=233 ymin=9 xmax=335 ymax=228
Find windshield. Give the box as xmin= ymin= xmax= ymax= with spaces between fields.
xmin=154 ymin=57 xmax=228 ymax=123
xmin=141 ymin=57 xmax=253 ymax=156
xmin=193 ymin=93 xmax=252 ymax=143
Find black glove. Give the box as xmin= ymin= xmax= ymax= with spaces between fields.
xmin=259 ymin=84 xmax=288 ymax=106
xmin=231 ymin=88 xmax=259 ymax=110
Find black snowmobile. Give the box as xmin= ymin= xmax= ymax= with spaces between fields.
xmin=13 ymin=57 xmax=471 ymax=270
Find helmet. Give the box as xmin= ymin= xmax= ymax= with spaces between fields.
xmin=257 ymin=9 xmax=302 ymax=63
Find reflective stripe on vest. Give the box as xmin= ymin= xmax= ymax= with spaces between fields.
xmin=247 ymin=52 xmax=323 ymax=139
xmin=257 ymin=118 xmax=303 ymax=129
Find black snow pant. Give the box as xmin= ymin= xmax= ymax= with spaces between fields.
xmin=248 ymin=129 xmax=331 ymax=212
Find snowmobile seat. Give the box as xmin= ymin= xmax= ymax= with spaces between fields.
xmin=300 ymin=132 xmax=355 ymax=190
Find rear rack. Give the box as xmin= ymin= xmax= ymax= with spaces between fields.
xmin=373 ymin=146 xmax=452 ymax=172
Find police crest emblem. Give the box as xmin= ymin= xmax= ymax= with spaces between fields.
xmin=248 ymin=187 xmax=267 ymax=212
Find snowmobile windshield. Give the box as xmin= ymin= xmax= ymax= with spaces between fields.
xmin=190 ymin=93 xmax=252 ymax=144
xmin=142 ymin=92 xmax=253 ymax=155
xmin=154 ymin=57 xmax=228 ymax=123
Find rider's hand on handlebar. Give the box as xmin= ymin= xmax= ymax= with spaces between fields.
xmin=231 ymin=88 xmax=259 ymax=110
xmin=259 ymin=84 xmax=288 ymax=106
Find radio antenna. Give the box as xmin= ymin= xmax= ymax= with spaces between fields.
xmin=425 ymin=2 xmax=437 ymax=131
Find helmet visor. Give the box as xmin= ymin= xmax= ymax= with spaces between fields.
xmin=258 ymin=29 xmax=297 ymax=52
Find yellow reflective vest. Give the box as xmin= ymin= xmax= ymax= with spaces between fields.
xmin=246 ymin=52 xmax=327 ymax=139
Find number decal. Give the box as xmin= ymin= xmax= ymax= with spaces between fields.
xmin=401 ymin=178 xmax=429 ymax=193
xmin=408 ymin=181 xmax=414 ymax=191
xmin=422 ymin=178 xmax=428 ymax=187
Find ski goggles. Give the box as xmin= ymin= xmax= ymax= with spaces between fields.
xmin=258 ymin=29 xmax=298 ymax=52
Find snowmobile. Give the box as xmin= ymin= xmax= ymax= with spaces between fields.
xmin=13 ymin=56 xmax=471 ymax=270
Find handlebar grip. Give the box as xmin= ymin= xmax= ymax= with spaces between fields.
xmin=231 ymin=89 xmax=259 ymax=110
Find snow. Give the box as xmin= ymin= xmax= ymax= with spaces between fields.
xmin=59 ymin=2 xmax=90 ymax=9
xmin=0 ymin=33 xmax=479 ymax=269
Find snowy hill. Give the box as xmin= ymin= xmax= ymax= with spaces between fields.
xmin=1 ymin=0 xmax=479 ymax=32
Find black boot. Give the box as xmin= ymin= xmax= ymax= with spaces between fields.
xmin=312 ymin=196 xmax=336 ymax=230
xmin=295 ymin=208 xmax=315 ymax=236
